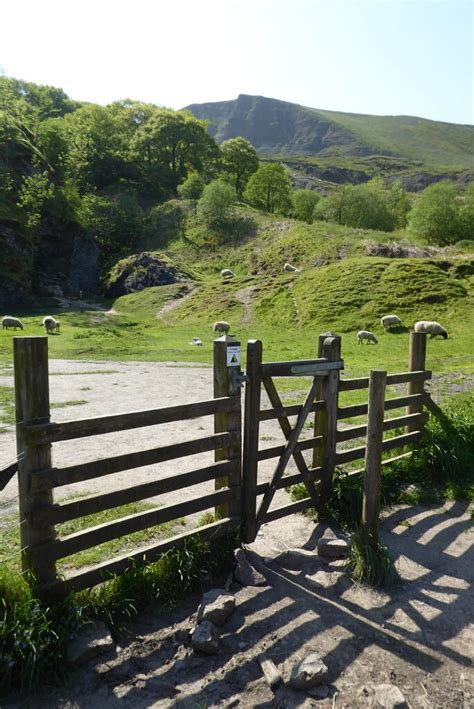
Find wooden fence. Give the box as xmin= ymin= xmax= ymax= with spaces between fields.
xmin=13 ymin=336 xmax=242 ymax=595
xmin=10 ymin=331 xmax=433 ymax=594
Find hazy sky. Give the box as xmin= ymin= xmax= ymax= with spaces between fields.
xmin=2 ymin=0 xmax=473 ymax=124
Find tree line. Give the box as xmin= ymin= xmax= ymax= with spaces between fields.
xmin=1 ymin=75 xmax=472 ymax=284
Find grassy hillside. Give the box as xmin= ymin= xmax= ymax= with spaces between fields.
xmin=186 ymin=94 xmax=474 ymax=170
xmin=1 ymin=210 xmax=472 ymax=394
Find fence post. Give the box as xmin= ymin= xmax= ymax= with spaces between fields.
xmin=242 ymin=339 xmax=262 ymax=543
xmin=14 ymin=336 xmax=57 ymax=586
xmin=362 ymin=369 xmax=387 ymax=542
xmin=407 ymin=331 xmax=427 ymax=433
xmin=313 ymin=335 xmax=341 ymax=512
xmin=213 ymin=335 xmax=242 ymax=519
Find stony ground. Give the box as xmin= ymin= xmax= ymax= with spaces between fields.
xmin=1 ymin=361 xmax=473 ymax=707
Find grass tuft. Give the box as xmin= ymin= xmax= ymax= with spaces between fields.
xmin=346 ymin=526 xmax=397 ymax=588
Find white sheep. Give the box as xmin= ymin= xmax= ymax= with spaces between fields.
xmin=191 ymin=337 xmax=203 ymax=346
xmin=221 ymin=269 xmax=235 ymax=279
xmin=381 ymin=314 xmax=402 ymax=330
xmin=414 ymin=321 xmax=448 ymax=339
xmin=42 ymin=316 xmax=60 ymax=334
xmin=213 ymin=320 xmax=230 ymax=335
xmin=283 ymin=262 xmax=301 ymax=273
xmin=2 ymin=316 xmax=24 ymax=330
xmin=357 ymin=330 xmax=378 ymax=345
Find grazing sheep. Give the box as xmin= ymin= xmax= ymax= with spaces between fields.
xmin=357 ymin=330 xmax=378 ymax=345
xmin=213 ymin=320 xmax=230 ymax=336
xmin=221 ymin=269 xmax=235 ymax=279
xmin=381 ymin=314 xmax=402 ymax=330
xmin=191 ymin=337 xmax=203 ymax=346
xmin=414 ymin=321 xmax=448 ymax=339
xmin=2 ymin=316 xmax=24 ymax=330
xmin=283 ymin=262 xmax=301 ymax=273
xmin=42 ymin=316 xmax=60 ymax=334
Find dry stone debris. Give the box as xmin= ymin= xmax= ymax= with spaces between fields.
xmin=289 ymin=652 xmax=329 ymax=689
xmin=196 ymin=588 xmax=236 ymax=626
xmin=234 ymin=548 xmax=266 ymax=586
xmin=258 ymin=655 xmax=283 ymax=691
xmin=65 ymin=621 xmax=114 ymax=665
xmin=191 ymin=620 xmax=221 ymax=655
xmin=373 ymin=683 xmax=408 ymax=708
xmin=316 ymin=537 xmax=349 ymax=558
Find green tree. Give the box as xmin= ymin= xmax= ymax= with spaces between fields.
xmin=458 ymin=182 xmax=474 ymax=240
xmin=408 ymin=181 xmax=461 ymax=245
xmin=244 ymin=163 xmax=292 ymax=214
xmin=220 ymin=137 xmax=258 ymax=196
xmin=292 ymin=188 xmax=320 ymax=223
xmin=197 ymin=179 xmax=235 ymax=227
xmin=313 ymin=183 xmax=395 ymax=231
xmin=131 ymin=109 xmax=218 ymax=196
xmin=177 ymin=172 xmax=204 ymax=200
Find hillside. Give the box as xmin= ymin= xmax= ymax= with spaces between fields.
xmin=185 ymin=95 xmax=474 ymax=185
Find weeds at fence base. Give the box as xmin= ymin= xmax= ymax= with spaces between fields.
xmin=0 ymin=529 xmax=238 ymax=692
xmin=347 ymin=527 xmax=397 ymax=588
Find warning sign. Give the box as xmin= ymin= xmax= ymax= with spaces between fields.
xmin=226 ymin=345 xmax=241 ymax=367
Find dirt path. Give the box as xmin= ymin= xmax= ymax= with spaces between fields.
xmin=6 ymin=501 xmax=473 ymax=708
xmin=234 ymin=286 xmax=255 ymax=325
xmin=157 ymin=284 xmax=199 ymax=319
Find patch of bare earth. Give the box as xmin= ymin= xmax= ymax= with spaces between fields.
xmin=234 ymin=286 xmax=256 ymax=325
xmin=157 ymin=284 xmax=199 ymax=319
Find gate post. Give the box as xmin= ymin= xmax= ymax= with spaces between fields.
xmin=242 ymin=339 xmax=262 ymax=543
xmin=362 ymin=369 xmax=387 ymax=542
xmin=213 ymin=336 xmax=242 ymax=519
xmin=407 ymin=331 xmax=427 ymax=433
xmin=313 ymin=335 xmax=341 ymax=513
xmin=14 ymin=337 xmax=57 ymax=586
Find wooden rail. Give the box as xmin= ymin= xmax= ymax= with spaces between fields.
xmin=25 ymin=396 xmax=240 ymax=445
xmin=339 ymin=370 xmax=431 ymax=392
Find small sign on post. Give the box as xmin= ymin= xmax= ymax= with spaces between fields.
xmin=226 ymin=345 xmax=241 ymax=367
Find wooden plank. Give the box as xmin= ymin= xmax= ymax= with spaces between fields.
xmin=262 ymin=497 xmax=313 ymax=524
xmin=0 ymin=461 xmax=17 ymax=491
xmin=339 ymin=370 xmax=431 ymax=392
xmin=31 ymin=487 xmax=239 ymax=564
xmin=213 ymin=337 xmax=242 ymax=518
xmin=25 ymin=396 xmax=240 ymax=445
xmin=337 ymin=393 xmax=428 ymax=421
xmin=344 ymin=451 xmax=414 ymax=477
xmin=14 ymin=337 xmax=57 ymax=586
xmin=407 ymin=333 xmax=427 ymax=433
xmin=256 ymin=377 xmax=320 ymax=524
xmin=260 ymin=358 xmax=330 ymax=378
xmin=382 ymin=431 xmax=421 ymax=452
xmin=259 ymin=401 xmax=324 ymax=422
xmin=335 ymin=445 xmax=367 ymax=465
xmin=257 ymin=435 xmax=323 ymax=462
xmin=262 ymin=377 xmax=319 ymax=507
xmin=34 ymin=459 xmax=239 ymax=526
xmin=35 ymin=431 xmax=238 ymax=488
xmin=336 ymin=411 xmax=428 ymax=443
xmin=362 ymin=370 xmax=387 ymax=542
xmin=242 ymin=339 xmax=262 ymax=543
xmin=40 ymin=517 xmax=238 ymax=595
xmin=255 ymin=467 xmax=323 ymax=496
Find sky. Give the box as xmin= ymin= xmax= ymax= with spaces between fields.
xmin=1 ymin=0 xmax=473 ymax=124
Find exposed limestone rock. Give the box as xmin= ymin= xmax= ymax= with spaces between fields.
xmin=289 ymin=653 xmax=328 ymax=689
xmin=197 ymin=589 xmax=235 ymax=627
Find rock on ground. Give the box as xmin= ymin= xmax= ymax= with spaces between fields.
xmin=289 ymin=652 xmax=329 ymax=689
xmin=65 ymin=621 xmax=114 ymax=664
xmin=191 ymin=620 xmax=220 ymax=655
xmin=234 ymin=548 xmax=266 ymax=586
xmin=196 ymin=589 xmax=235 ymax=626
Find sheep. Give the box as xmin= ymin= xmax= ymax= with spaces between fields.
xmin=221 ymin=269 xmax=235 ymax=279
xmin=42 ymin=316 xmax=60 ymax=334
xmin=2 ymin=316 xmax=24 ymax=330
xmin=213 ymin=320 xmax=230 ymax=336
xmin=357 ymin=330 xmax=378 ymax=345
xmin=191 ymin=337 xmax=203 ymax=346
xmin=283 ymin=262 xmax=301 ymax=273
xmin=414 ymin=321 xmax=448 ymax=339
xmin=381 ymin=314 xmax=402 ymax=330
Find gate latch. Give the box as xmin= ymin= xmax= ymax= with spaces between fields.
xmin=236 ymin=371 xmax=249 ymax=388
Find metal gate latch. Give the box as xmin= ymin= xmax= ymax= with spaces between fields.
xmin=236 ymin=372 xmax=250 ymax=388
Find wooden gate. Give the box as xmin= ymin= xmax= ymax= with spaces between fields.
xmin=242 ymin=336 xmax=344 ymax=542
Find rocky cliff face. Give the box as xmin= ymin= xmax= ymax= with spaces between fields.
xmin=68 ymin=235 xmax=100 ymax=296
xmin=0 ymin=222 xmax=32 ymax=309
xmin=105 ymin=252 xmax=190 ymax=298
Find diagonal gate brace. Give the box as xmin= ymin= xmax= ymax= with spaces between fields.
xmin=257 ymin=376 xmax=321 ymax=524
